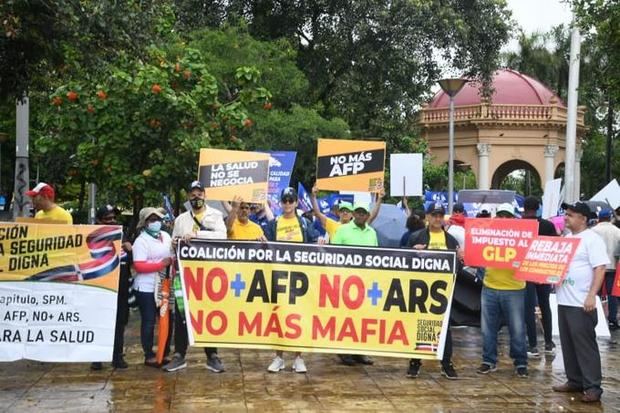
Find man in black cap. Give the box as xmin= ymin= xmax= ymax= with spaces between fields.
xmin=553 ymin=202 xmax=609 ymax=403
xmin=91 ymin=205 xmax=131 ymax=370
xmin=406 ymin=203 xmax=461 ymax=379
xmin=522 ymin=196 xmax=557 ymax=357
xmin=163 ymin=180 xmax=227 ymax=373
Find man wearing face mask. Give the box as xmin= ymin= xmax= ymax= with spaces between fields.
xmin=163 ymin=181 xmax=227 ymax=373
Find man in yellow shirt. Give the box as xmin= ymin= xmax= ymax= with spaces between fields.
xmin=26 ymin=182 xmax=73 ymax=224
xmin=477 ymin=203 xmax=528 ymax=377
xmin=226 ymin=195 xmax=265 ymax=240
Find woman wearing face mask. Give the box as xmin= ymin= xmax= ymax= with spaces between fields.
xmin=132 ymin=207 xmax=173 ymax=367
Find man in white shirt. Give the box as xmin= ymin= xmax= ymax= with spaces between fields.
xmin=592 ymin=208 xmax=620 ymax=330
xmin=553 ymin=202 xmax=609 ymax=403
xmin=163 ymin=180 xmax=227 ymax=373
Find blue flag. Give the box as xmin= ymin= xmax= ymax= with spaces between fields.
xmin=297 ymin=182 xmax=313 ymax=212
xmin=262 ymin=151 xmax=297 ymax=216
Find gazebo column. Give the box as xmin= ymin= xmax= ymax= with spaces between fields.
xmin=574 ymin=148 xmax=583 ymax=200
xmin=543 ymin=144 xmax=559 ymax=184
xmin=476 ymin=143 xmax=491 ymax=190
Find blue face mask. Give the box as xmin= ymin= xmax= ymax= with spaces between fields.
xmin=145 ymin=221 xmax=162 ymax=236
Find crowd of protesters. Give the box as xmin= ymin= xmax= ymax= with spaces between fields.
xmin=25 ymin=180 xmax=619 ymax=404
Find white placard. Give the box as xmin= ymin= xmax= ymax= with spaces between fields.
xmin=590 ymin=179 xmax=620 ymax=209
xmin=549 ymin=294 xmax=610 ymax=338
xmin=389 ymin=154 xmax=423 ymax=197
xmin=542 ymin=178 xmax=563 ymax=219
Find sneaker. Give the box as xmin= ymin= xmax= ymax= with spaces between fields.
xmin=292 ymin=356 xmax=307 ymax=373
xmin=406 ymin=360 xmax=421 ymax=378
xmin=527 ymin=347 xmax=540 ymax=357
xmin=90 ymin=362 xmax=103 ymax=371
xmin=206 ymin=354 xmax=225 ymax=373
xmin=441 ymin=363 xmax=458 ymax=380
xmin=353 ymin=354 xmax=374 ymax=365
xmin=476 ymin=363 xmax=497 ymax=374
xmin=339 ymin=354 xmax=356 ymax=366
xmin=112 ymin=358 xmax=129 ymax=369
xmin=609 ymin=321 xmax=619 ymax=331
xmin=515 ymin=366 xmax=528 ymax=378
xmin=267 ymin=356 xmax=285 ymax=373
xmin=581 ymin=388 xmax=602 ymax=403
xmin=162 ymin=354 xmax=187 ymax=372
xmin=544 ymin=342 xmax=556 ymax=354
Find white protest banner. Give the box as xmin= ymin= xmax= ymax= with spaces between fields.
xmin=389 ymin=154 xmax=423 ymax=197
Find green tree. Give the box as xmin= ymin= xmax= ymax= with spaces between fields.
xmin=36 ymin=45 xmax=268 ymax=227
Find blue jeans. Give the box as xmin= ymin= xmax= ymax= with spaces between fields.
xmin=481 ymin=286 xmax=527 ymax=367
xmin=136 ymin=291 xmax=160 ymax=360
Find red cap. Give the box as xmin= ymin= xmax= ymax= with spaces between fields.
xmin=26 ymin=182 xmax=55 ymax=199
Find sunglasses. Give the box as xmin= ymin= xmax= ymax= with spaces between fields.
xmin=281 ymin=198 xmax=296 ymax=204
xmin=240 ymin=205 xmax=250 ymax=210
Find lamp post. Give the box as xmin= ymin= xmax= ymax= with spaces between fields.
xmin=438 ymin=78 xmax=468 ymax=214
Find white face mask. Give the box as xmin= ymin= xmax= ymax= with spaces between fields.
xmin=146 ymin=221 xmax=162 ymax=233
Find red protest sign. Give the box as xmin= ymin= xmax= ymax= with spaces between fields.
xmin=612 ymin=264 xmax=620 ymax=297
xmin=514 ymin=236 xmax=581 ymax=284
xmin=464 ymin=218 xmax=539 ymax=269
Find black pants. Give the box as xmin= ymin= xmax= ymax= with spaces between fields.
xmin=558 ymin=305 xmax=602 ymax=391
xmin=173 ymin=302 xmax=217 ymax=358
xmin=524 ymin=282 xmax=553 ymax=347
xmin=599 ymin=270 xmax=618 ymax=323
xmin=113 ymin=268 xmax=130 ymax=362
xmin=410 ymin=325 xmax=452 ymax=366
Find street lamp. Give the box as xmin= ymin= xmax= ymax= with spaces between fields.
xmin=438 ymin=78 xmax=468 ymax=214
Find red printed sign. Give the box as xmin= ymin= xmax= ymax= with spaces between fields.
xmin=612 ymin=264 xmax=620 ymax=297
xmin=464 ymin=218 xmax=539 ymax=269
xmin=514 ymin=236 xmax=581 ymax=284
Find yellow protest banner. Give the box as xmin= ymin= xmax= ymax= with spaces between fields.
xmin=0 ymin=223 xmax=121 ymax=362
xmin=316 ymin=138 xmax=386 ymax=192
xmin=178 ymin=240 xmax=456 ymax=359
xmin=199 ymin=148 xmax=270 ymax=203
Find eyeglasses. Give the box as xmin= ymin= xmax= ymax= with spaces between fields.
xmin=281 ymin=198 xmax=296 ymax=204
xmin=339 ymin=209 xmax=352 ymax=214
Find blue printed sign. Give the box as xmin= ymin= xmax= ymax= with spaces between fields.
xmin=262 ymin=151 xmax=296 ymax=216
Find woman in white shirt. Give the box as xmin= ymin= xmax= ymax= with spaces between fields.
xmin=132 ymin=207 xmax=172 ymax=367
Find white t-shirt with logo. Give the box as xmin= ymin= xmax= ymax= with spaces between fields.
xmin=556 ymin=228 xmax=610 ymax=307
xmin=132 ymin=231 xmax=172 ymax=293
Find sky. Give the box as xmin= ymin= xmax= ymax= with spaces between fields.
xmin=505 ymin=0 xmax=573 ymax=51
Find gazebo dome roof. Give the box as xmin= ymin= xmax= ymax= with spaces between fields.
xmin=429 ymin=69 xmax=564 ymax=108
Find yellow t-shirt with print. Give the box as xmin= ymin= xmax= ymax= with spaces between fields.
xmin=325 ymin=218 xmax=342 ymax=240
xmin=35 ymin=206 xmax=73 ymax=224
xmin=428 ymin=230 xmax=447 ymax=250
xmin=229 ymin=218 xmax=264 ymax=240
xmin=276 ymin=216 xmax=303 ymax=242
xmin=484 ymin=267 xmax=525 ymax=290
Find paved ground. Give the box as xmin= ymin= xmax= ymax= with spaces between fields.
xmin=0 ymin=315 xmax=618 ymax=412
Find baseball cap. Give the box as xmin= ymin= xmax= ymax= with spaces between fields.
xmin=598 ymin=208 xmax=613 ymax=219
xmin=496 ymin=203 xmax=515 ymax=217
xmin=96 ymin=204 xmax=119 ymax=220
xmin=338 ymin=201 xmax=353 ymax=212
xmin=426 ymin=203 xmax=446 ymax=215
xmin=189 ymin=180 xmax=204 ymax=192
xmin=280 ymin=187 xmax=298 ymax=201
xmin=353 ymin=202 xmax=370 ymax=213
xmin=452 ymin=203 xmax=466 ymax=215
xmin=561 ymin=201 xmax=591 ymax=218
xmin=26 ymin=182 xmax=55 ymax=199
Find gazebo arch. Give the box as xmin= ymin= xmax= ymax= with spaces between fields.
xmin=418 ymin=69 xmax=587 ymax=197
xmin=491 ymin=160 xmax=541 ymax=193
